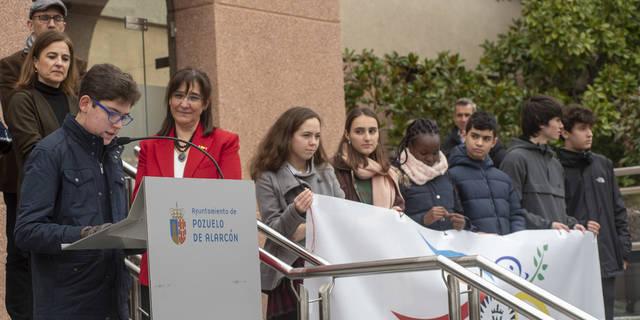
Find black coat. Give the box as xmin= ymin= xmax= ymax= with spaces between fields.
xmin=442 ymin=127 xmax=507 ymax=168
xmin=558 ymin=149 xmax=631 ymax=278
xmin=395 ymin=166 xmax=464 ymax=231
xmin=15 ymin=116 xmax=130 ymax=319
xmin=448 ymin=145 xmax=526 ymax=235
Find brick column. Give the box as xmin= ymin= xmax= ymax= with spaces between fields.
xmin=0 ymin=1 xmax=31 ymax=58
xmin=172 ymin=0 xmax=345 ymax=177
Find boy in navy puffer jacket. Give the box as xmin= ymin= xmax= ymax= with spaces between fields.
xmin=448 ymin=111 xmax=525 ymax=235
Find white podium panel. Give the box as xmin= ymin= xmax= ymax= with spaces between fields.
xmin=63 ymin=176 xmax=262 ymax=319
xmin=144 ymin=177 xmax=261 ymax=320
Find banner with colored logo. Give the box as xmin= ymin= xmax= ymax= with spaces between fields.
xmin=304 ymin=195 xmax=603 ymax=319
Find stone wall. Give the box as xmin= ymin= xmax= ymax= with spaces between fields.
xmin=0 ymin=195 xmax=7 ymax=320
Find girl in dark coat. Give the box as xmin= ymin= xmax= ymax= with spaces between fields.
xmin=393 ymin=119 xmax=466 ymax=231
xmin=332 ymin=107 xmax=404 ymax=210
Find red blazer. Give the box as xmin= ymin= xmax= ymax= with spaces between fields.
xmin=132 ymin=123 xmax=242 ymax=285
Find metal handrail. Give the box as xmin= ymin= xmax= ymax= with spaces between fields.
xmin=613 ymin=165 xmax=640 ymax=254
xmin=123 ymin=160 xmax=137 ymax=177
xmin=259 ymin=247 xmax=553 ymax=320
xmin=121 ymin=158 xmax=144 ymax=320
xmin=469 ymin=256 xmax=595 ymax=320
xmin=258 ymin=218 xmax=596 ymax=320
xmin=257 ymin=220 xmax=329 ymax=266
xmin=614 ymin=166 xmax=640 ymax=177
xmin=259 ymin=247 xmax=294 ymax=276
xmin=125 ymin=257 xmax=141 ymax=274
xmin=621 ymin=186 xmax=640 ymax=196
xmin=614 ymin=165 xmax=640 ymax=195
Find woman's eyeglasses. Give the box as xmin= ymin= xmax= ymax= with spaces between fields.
xmin=171 ymin=92 xmax=203 ymax=104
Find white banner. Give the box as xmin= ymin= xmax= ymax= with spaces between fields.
xmin=305 ymin=195 xmax=603 ymax=320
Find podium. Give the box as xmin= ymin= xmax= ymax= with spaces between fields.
xmin=63 ymin=177 xmax=262 ymax=319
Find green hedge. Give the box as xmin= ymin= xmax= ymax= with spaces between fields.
xmin=344 ymin=0 xmax=640 ymax=170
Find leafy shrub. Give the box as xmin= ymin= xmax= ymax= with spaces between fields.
xmin=344 ymin=0 xmax=640 ymax=166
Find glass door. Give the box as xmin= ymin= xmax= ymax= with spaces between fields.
xmin=66 ymin=0 xmax=171 ymax=163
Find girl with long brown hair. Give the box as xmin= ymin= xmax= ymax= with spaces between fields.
xmin=332 ymin=107 xmax=403 ymax=210
xmin=251 ymin=106 xmax=344 ymax=320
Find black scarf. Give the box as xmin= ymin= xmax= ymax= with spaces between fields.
xmin=557 ymin=148 xmax=593 ymax=169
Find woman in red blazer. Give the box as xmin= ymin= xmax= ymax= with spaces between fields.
xmin=132 ymin=67 xmax=242 ymax=315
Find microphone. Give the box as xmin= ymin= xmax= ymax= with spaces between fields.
xmin=116 ymin=136 xmax=224 ymax=179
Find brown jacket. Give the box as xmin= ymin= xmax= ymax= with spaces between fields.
xmin=6 ymin=89 xmax=79 ymax=187
xmin=0 ymin=49 xmax=86 ymax=192
xmin=332 ymin=155 xmax=405 ymax=210
xmin=0 ymin=50 xmax=26 ymax=192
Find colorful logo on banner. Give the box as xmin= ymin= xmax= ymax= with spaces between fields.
xmin=169 ymin=205 xmax=187 ymax=245
xmin=487 ymin=245 xmax=551 ymax=319
xmin=480 ymin=296 xmax=516 ymax=319
xmin=391 ymin=233 xmax=550 ymax=320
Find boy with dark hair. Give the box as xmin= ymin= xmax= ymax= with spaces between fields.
xmin=558 ymin=105 xmax=630 ymax=320
xmin=448 ymin=111 xmax=525 ymax=234
xmin=500 ymin=95 xmax=585 ymax=230
xmin=441 ymin=98 xmax=507 ymax=167
xmin=14 ymin=64 xmax=140 ymax=319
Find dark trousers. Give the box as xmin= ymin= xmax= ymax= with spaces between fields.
xmin=266 ymin=277 xmax=300 ymax=320
xmin=268 ymin=311 xmax=297 ymax=320
xmin=4 ymin=192 xmax=32 ymax=320
xmin=141 ymin=285 xmax=150 ymax=320
xmin=602 ymin=276 xmax=615 ymax=320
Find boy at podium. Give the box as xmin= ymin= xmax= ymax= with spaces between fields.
xmin=14 ymin=64 xmax=140 ymax=320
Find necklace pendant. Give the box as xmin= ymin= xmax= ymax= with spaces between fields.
xmin=178 ymin=152 xmax=186 ymax=162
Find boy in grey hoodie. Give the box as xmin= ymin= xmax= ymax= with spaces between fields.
xmin=500 ymin=95 xmax=585 ymax=231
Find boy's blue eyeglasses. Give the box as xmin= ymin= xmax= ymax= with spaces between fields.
xmin=92 ymin=98 xmax=134 ymax=126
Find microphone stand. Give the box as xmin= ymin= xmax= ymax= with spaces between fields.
xmin=116 ymin=136 xmax=224 ymax=179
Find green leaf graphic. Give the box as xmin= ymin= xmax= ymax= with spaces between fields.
xmin=537 ymin=274 xmax=544 ymax=281
xmin=543 ymin=244 xmax=548 ymax=251
xmin=542 ymin=264 xmax=548 ymax=271
xmin=534 ymin=257 xmax=538 ymax=267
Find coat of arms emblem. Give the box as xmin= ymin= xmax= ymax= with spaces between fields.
xmin=169 ymin=205 xmax=187 ymax=245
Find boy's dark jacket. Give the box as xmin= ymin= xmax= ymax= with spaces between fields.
xmin=558 ymin=148 xmax=631 ymax=277
xmin=500 ymin=138 xmax=577 ymax=229
xmin=15 ymin=116 xmax=130 ymax=319
xmin=448 ymin=145 xmax=526 ymax=235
